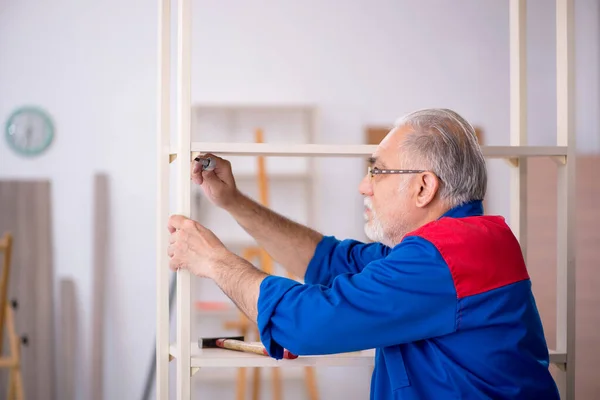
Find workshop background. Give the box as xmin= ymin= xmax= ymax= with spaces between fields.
xmin=0 ymin=0 xmax=598 ymax=399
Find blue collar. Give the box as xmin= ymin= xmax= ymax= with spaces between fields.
xmin=439 ymin=200 xmax=484 ymax=219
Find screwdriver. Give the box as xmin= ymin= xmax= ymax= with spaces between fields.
xmin=194 ymin=156 xmax=216 ymax=171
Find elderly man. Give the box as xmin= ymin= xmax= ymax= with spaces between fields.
xmin=167 ymin=108 xmax=559 ymax=399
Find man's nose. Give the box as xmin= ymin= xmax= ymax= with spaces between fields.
xmin=358 ymin=174 xmax=373 ymax=196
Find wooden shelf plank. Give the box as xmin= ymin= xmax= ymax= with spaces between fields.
xmin=193 ymin=103 xmax=317 ymax=111
xmin=170 ymin=344 xmax=375 ymax=368
xmin=169 ymin=345 xmax=566 ymax=369
xmin=170 ymin=343 xmax=567 ymax=368
xmin=189 ymin=143 xmax=376 ymax=157
xmin=180 ymin=143 xmax=568 ymax=158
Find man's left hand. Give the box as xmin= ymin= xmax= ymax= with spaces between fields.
xmin=167 ymin=214 xmax=230 ymax=278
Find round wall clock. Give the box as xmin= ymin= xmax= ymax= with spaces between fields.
xmin=5 ymin=106 xmax=54 ymax=156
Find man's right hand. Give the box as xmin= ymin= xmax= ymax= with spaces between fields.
xmin=191 ymin=153 xmax=322 ymax=280
xmin=191 ymin=153 xmax=240 ymax=210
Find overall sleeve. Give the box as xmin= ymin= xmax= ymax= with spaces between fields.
xmin=304 ymin=235 xmax=391 ymax=286
xmin=258 ymin=236 xmax=458 ymax=359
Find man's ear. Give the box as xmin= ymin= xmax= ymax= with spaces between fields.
xmin=415 ymin=172 xmax=439 ymax=208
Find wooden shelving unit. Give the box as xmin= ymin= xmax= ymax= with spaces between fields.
xmin=189 ymin=104 xmax=318 ymax=325
xmin=156 ymin=0 xmax=576 ymax=398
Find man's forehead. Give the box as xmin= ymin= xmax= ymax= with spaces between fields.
xmin=378 ymin=126 xmax=408 ymax=150
xmin=372 ymin=125 xmax=412 ymax=161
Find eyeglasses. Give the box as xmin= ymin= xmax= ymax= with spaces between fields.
xmin=367 ymin=166 xmax=427 ymax=181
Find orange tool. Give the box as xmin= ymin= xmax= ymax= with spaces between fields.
xmin=199 ymin=336 xmax=298 ymax=360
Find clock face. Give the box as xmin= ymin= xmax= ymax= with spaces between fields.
xmin=5 ymin=107 xmax=54 ymax=156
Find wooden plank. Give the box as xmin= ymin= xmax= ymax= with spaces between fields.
xmin=176 ymin=345 xmax=375 ymax=368
xmin=366 ymin=126 xmax=390 ymax=147
xmin=509 ymin=0 xmax=528 ymax=254
xmin=176 ymin=0 xmax=192 ymax=396
xmin=555 ymin=0 xmax=576 ymax=398
xmin=156 ymin=0 xmax=171 ymax=398
xmin=0 ymin=233 xmax=13 ymax=356
xmin=187 ymin=142 xmax=567 ymax=158
xmin=0 ymin=180 xmax=55 ymax=399
xmin=33 ymin=180 xmax=55 ymax=399
xmin=90 ymin=174 xmax=108 ymax=400
xmin=58 ymin=279 xmax=77 ymax=400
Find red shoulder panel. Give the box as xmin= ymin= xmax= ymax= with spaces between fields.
xmin=408 ymin=216 xmax=530 ymax=299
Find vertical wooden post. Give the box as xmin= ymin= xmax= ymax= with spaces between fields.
xmin=556 ymin=0 xmax=576 ymax=398
xmin=91 ymin=175 xmax=108 ymax=400
xmin=58 ymin=279 xmax=76 ymax=400
xmin=156 ymin=0 xmax=171 ymax=397
xmin=176 ymin=0 xmax=192 ymax=397
xmin=255 ymin=128 xmax=269 ymax=207
xmin=509 ymin=0 xmax=528 ymax=254
xmin=0 ymin=233 xmax=12 ymax=355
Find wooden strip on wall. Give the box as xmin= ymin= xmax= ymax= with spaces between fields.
xmin=0 ymin=180 xmax=56 ymax=399
xmin=33 ymin=181 xmax=56 ymax=399
xmin=91 ymin=174 xmax=108 ymax=400
xmin=58 ymin=278 xmax=77 ymax=400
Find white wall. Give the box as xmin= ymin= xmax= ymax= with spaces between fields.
xmin=0 ymin=0 xmax=597 ymax=399
xmin=0 ymin=1 xmax=157 ymax=399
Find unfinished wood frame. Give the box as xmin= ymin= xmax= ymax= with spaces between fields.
xmin=156 ymin=0 xmax=576 ymax=398
xmin=509 ymin=0 xmax=528 ymax=251
xmin=155 ymin=0 xmax=171 ymax=398
xmin=174 ymin=0 xmax=193 ymax=398
xmin=554 ymin=0 xmax=576 ymax=398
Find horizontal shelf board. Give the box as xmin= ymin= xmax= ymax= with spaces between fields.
xmin=193 ymin=103 xmax=316 ymax=111
xmin=169 ymin=345 xmax=566 ymax=368
xmin=184 ymin=143 xmax=568 ymax=158
xmin=484 ymin=146 xmax=568 ymax=158
xmin=191 ymin=143 xmax=376 ymax=157
xmin=170 ymin=344 xmax=375 ymax=368
xmin=549 ymin=349 xmax=566 ymax=364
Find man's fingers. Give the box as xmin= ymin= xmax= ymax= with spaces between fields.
xmin=198 ymin=153 xmax=232 ymax=177
xmin=192 ymin=161 xmax=201 ymax=174
xmin=201 ymin=169 xmax=221 ymax=185
xmin=168 ymin=224 xmax=176 ymax=234
xmin=168 ymin=214 xmax=187 ymax=232
xmin=201 ymin=153 xmax=222 ymax=164
xmin=192 ymin=153 xmax=223 ymax=172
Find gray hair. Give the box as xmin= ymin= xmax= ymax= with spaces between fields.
xmin=394 ymin=108 xmax=487 ymax=208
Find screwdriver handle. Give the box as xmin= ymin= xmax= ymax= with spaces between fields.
xmin=194 ymin=156 xmax=216 ymax=171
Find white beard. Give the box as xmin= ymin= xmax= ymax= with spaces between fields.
xmin=363 ymin=180 xmax=412 ymax=247
xmin=363 ymin=197 xmax=391 ymax=246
